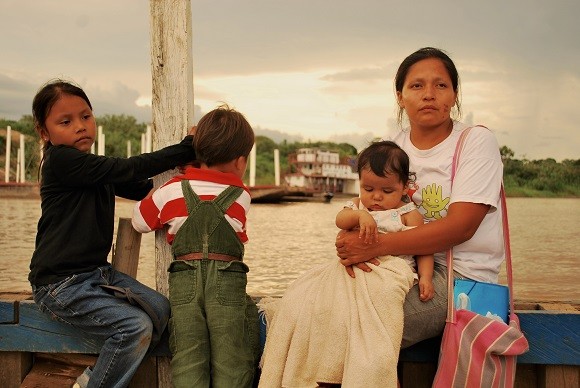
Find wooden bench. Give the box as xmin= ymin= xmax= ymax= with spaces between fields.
xmin=2 ymin=220 xmax=579 ymax=387
xmin=3 ymin=297 xmax=579 ymax=387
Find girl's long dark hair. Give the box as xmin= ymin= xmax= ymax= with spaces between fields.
xmin=32 ymin=79 xmax=92 ymax=180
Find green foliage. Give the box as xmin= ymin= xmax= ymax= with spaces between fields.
xmin=499 ymin=145 xmax=515 ymax=162
xmin=1 ymin=113 xmax=579 ymax=197
xmin=503 ymin=157 xmax=580 ymax=197
xmin=0 ymin=115 xmax=41 ymax=181
xmin=96 ymin=114 xmax=147 ymax=157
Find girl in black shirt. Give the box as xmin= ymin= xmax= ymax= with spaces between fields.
xmin=29 ymin=79 xmax=195 ymax=388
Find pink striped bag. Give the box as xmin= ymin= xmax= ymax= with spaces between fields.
xmin=432 ymin=127 xmax=529 ymax=388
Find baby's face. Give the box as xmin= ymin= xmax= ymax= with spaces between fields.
xmin=358 ymin=168 xmax=408 ymax=211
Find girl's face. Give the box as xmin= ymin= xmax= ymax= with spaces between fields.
xmin=359 ymin=167 xmax=408 ymax=211
xmin=41 ymin=94 xmax=96 ymax=153
xmin=397 ymin=57 xmax=457 ymax=129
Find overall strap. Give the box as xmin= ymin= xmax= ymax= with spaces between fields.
xmin=180 ymin=180 xmax=243 ymax=214
xmin=173 ymin=182 xmax=244 ymax=260
xmin=395 ymin=202 xmax=417 ymax=216
xmin=213 ymin=185 xmax=244 ymax=214
xmin=181 ymin=180 xmax=201 ymax=213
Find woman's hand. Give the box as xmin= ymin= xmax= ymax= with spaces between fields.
xmin=336 ymin=230 xmax=381 ymax=277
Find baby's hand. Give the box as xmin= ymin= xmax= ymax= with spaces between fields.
xmin=419 ymin=277 xmax=434 ymax=302
xmin=358 ymin=212 xmax=379 ymax=244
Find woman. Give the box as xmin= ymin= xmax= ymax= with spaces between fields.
xmin=336 ymin=47 xmax=505 ymax=348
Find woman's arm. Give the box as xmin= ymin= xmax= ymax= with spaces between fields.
xmin=336 ymin=201 xmax=490 ymax=265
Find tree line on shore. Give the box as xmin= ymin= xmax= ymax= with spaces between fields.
xmin=1 ymin=115 xmax=578 ymax=197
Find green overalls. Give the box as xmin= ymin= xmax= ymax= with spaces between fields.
xmin=168 ymin=180 xmax=259 ymax=388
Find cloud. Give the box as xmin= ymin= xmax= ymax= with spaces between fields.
xmin=1 ymin=0 xmax=579 ymax=161
xmin=255 ymin=126 xmax=303 ymax=144
xmin=0 ymin=74 xmax=39 ymax=119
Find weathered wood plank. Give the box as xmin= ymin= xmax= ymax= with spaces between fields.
xmin=129 ymin=356 xmax=158 ymax=388
xmin=537 ymin=302 xmax=579 ymax=312
xmin=517 ymin=311 xmax=580 ymax=365
xmin=111 ymin=217 xmax=141 ymax=278
xmin=0 ymin=301 xmax=102 ymax=353
xmin=0 ymin=352 xmax=32 ymax=388
xmin=20 ymin=353 xmax=95 ymax=388
xmin=3 ymin=299 xmax=580 ymax=367
xmin=399 ymin=335 xmax=441 ymax=363
xmin=514 ymin=364 xmax=538 ymax=388
xmin=0 ymin=300 xmax=172 ymax=357
xmin=399 ymin=362 xmax=437 ymax=388
xmin=539 ymin=365 xmax=579 ymax=388
xmin=0 ymin=300 xmax=16 ymax=324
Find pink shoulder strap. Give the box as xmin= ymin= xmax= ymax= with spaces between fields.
xmin=446 ymin=126 xmax=515 ymax=323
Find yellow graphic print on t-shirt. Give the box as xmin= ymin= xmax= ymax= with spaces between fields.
xmin=420 ymin=183 xmax=450 ymax=220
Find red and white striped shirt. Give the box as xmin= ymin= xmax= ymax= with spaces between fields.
xmin=132 ymin=167 xmax=251 ymax=245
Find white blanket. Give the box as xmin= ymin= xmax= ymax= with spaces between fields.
xmin=258 ymin=256 xmax=415 ymax=388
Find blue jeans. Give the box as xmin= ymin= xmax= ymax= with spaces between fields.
xmin=32 ymin=265 xmax=170 ymax=388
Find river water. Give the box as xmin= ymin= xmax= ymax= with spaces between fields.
xmin=1 ymin=197 xmax=579 ymax=302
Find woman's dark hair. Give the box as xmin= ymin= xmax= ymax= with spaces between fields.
xmin=394 ymin=47 xmax=462 ymax=125
xmin=356 ymin=140 xmax=415 ymax=186
xmin=32 ymin=79 xmax=93 ymax=152
xmin=194 ymin=103 xmax=255 ymax=166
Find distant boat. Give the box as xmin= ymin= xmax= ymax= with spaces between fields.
xmin=284 ymin=147 xmax=359 ymax=196
xmin=249 ymin=185 xmax=287 ymax=203
xmin=249 ymin=185 xmax=336 ymax=204
xmin=323 ymin=191 xmax=334 ymax=203
xmin=248 ymin=147 xmax=359 ymax=203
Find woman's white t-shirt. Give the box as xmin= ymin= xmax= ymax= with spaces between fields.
xmin=390 ymin=122 xmax=504 ymax=283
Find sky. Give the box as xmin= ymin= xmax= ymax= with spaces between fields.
xmin=1 ymin=0 xmax=579 ymax=161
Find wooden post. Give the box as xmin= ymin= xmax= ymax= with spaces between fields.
xmin=19 ymin=134 xmax=25 ymax=183
xmin=274 ymin=149 xmax=280 ymax=186
xmin=4 ymin=125 xmax=11 ymax=182
xmin=150 ymin=1 xmax=194 ymax=386
xmin=250 ymin=144 xmax=256 ymax=187
xmin=111 ymin=218 xmax=142 ymax=278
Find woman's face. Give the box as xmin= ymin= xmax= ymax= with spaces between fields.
xmin=397 ymin=57 xmax=457 ymax=129
xmin=41 ymin=94 xmax=96 ymax=153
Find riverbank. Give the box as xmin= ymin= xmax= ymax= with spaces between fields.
xmin=1 ymin=181 xmax=579 ymax=199
xmin=0 ymin=182 xmax=39 ymax=198
xmin=505 ymin=185 xmax=580 ymax=198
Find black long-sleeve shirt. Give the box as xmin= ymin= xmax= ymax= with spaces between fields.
xmin=29 ymin=136 xmax=195 ymax=286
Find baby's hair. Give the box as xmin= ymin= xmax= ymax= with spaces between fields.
xmin=194 ymin=103 xmax=254 ymax=166
xmin=32 ymin=79 xmax=92 ymax=152
xmin=356 ymin=140 xmax=416 ymax=186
